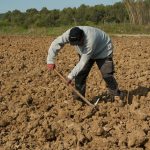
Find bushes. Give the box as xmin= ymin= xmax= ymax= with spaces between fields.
xmin=0 ymin=2 xmax=129 ymax=28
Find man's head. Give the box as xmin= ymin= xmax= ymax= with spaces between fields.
xmin=69 ymin=27 xmax=84 ymax=46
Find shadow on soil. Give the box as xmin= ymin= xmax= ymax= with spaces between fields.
xmin=127 ymin=86 xmax=150 ymax=104
xmin=91 ymin=86 xmax=150 ymax=105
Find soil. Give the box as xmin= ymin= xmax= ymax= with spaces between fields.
xmin=0 ymin=35 xmax=150 ymax=150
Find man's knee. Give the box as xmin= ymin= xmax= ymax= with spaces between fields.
xmin=102 ymin=71 xmax=114 ymax=79
xmin=100 ymin=58 xmax=114 ymax=77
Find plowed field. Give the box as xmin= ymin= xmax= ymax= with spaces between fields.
xmin=0 ymin=35 xmax=150 ymax=150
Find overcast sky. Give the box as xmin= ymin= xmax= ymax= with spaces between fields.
xmin=0 ymin=0 xmax=121 ymax=13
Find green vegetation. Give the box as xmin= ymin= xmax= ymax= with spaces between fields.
xmin=0 ymin=1 xmax=149 ymax=36
xmin=0 ymin=23 xmax=149 ymax=36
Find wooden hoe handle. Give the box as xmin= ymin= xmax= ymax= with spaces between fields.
xmin=54 ymin=69 xmax=95 ymax=107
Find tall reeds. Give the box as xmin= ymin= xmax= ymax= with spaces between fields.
xmin=123 ymin=0 xmax=150 ymax=25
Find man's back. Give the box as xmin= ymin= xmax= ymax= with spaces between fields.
xmin=75 ymin=26 xmax=113 ymax=59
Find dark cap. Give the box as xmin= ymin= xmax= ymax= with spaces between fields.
xmin=69 ymin=27 xmax=84 ymax=45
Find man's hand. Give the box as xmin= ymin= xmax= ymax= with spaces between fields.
xmin=47 ymin=64 xmax=55 ymax=70
xmin=66 ymin=78 xmax=72 ymax=85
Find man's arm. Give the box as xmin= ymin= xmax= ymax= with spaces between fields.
xmin=68 ymin=46 xmax=94 ymax=80
xmin=47 ymin=30 xmax=70 ymax=64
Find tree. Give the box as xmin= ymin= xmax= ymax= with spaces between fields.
xmin=24 ymin=8 xmax=39 ymax=27
xmin=75 ymin=4 xmax=88 ymax=24
xmin=59 ymin=7 xmax=76 ymax=25
xmin=111 ymin=2 xmax=128 ymax=23
xmin=11 ymin=10 xmax=25 ymax=26
xmin=88 ymin=5 xmax=106 ymax=24
xmin=40 ymin=7 xmax=49 ymax=14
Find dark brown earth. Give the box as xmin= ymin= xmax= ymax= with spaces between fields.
xmin=0 ymin=35 xmax=150 ymax=150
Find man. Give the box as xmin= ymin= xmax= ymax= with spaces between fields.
xmin=47 ymin=26 xmax=125 ymax=105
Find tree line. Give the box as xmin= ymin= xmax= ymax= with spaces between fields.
xmin=0 ymin=0 xmax=149 ymax=28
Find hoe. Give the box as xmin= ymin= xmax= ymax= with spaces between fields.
xmin=54 ymin=69 xmax=100 ymax=110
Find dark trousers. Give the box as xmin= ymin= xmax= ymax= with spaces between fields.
xmin=74 ymin=54 xmax=120 ymax=97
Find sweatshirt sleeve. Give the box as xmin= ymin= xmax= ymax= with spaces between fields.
xmin=68 ymin=43 xmax=94 ymax=80
xmin=47 ymin=30 xmax=70 ymax=64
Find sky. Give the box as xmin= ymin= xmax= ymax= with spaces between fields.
xmin=0 ymin=0 xmax=121 ymax=13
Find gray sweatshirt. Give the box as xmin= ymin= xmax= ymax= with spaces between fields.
xmin=47 ymin=26 xmax=113 ymax=80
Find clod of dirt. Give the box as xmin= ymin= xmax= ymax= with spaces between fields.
xmin=0 ymin=104 xmax=8 ymax=111
xmin=22 ymin=95 xmax=33 ymax=106
xmin=45 ymin=130 xmax=57 ymax=142
xmin=0 ymin=96 xmax=4 ymax=102
xmin=134 ymin=110 xmax=149 ymax=121
xmin=130 ymin=96 xmax=140 ymax=111
xmin=0 ymin=119 xmax=10 ymax=127
xmin=145 ymin=139 xmax=150 ymax=150
xmin=127 ymin=129 xmax=146 ymax=147
xmin=147 ymin=92 xmax=150 ymax=97
xmin=95 ymin=127 xmax=105 ymax=136
xmin=45 ymin=104 xmax=54 ymax=111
